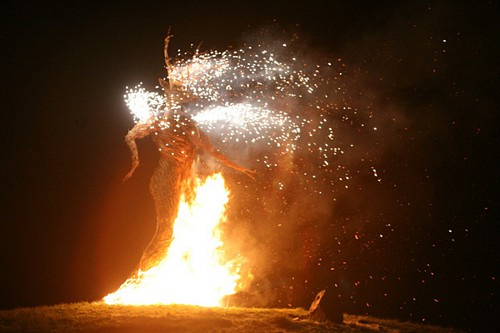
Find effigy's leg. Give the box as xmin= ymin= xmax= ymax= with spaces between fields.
xmin=135 ymin=158 xmax=184 ymax=273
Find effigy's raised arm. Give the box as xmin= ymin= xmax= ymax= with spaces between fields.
xmin=163 ymin=33 xmax=174 ymax=89
xmin=123 ymin=122 xmax=153 ymax=182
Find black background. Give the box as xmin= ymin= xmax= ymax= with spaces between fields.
xmin=1 ymin=1 xmax=498 ymax=331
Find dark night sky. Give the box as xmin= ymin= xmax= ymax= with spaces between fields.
xmin=1 ymin=1 xmax=498 ymax=331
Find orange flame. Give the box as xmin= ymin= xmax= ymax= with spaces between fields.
xmin=103 ymin=173 xmax=242 ymax=306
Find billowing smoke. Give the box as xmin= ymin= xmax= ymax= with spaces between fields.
xmin=175 ymin=30 xmax=395 ymax=308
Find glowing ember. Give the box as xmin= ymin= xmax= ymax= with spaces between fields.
xmin=104 ymin=173 xmax=240 ymax=306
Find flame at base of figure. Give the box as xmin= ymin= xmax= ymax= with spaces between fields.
xmin=103 ymin=173 xmax=242 ymax=307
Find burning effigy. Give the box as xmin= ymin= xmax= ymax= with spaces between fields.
xmin=122 ymin=37 xmax=255 ymax=274
xmin=104 ymin=33 xmax=358 ymax=307
xmin=103 ymin=36 xmax=255 ymax=306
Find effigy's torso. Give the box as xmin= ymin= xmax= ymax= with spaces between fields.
xmin=137 ymin=115 xmax=204 ymax=272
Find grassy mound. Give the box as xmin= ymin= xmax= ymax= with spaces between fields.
xmin=0 ymin=302 xmax=464 ymax=333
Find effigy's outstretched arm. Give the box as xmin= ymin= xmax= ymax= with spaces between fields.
xmin=123 ymin=122 xmax=153 ymax=182
xmin=198 ymin=131 xmax=256 ymax=179
xmin=210 ymin=148 xmax=256 ymax=179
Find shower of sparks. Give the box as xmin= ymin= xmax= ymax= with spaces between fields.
xmin=125 ymin=41 xmax=374 ymax=188
xmin=193 ymin=103 xmax=300 ymax=145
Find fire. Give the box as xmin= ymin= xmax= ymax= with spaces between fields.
xmin=103 ymin=173 xmax=241 ymax=306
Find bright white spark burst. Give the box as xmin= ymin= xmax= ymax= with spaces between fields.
xmin=124 ymin=84 xmax=165 ymax=124
xmin=193 ymin=103 xmax=300 ymax=146
xmin=125 ymin=43 xmax=355 ymax=184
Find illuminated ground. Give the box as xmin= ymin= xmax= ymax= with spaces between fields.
xmin=0 ymin=302 xmax=464 ymax=333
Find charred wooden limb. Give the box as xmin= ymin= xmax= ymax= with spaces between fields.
xmin=123 ymin=123 xmax=153 ymax=182
xmin=308 ymin=289 xmax=343 ymax=324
